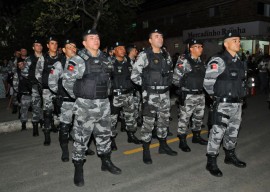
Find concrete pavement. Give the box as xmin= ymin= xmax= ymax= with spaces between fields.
xmin=0 ymin=94 xmax=270 ymax=192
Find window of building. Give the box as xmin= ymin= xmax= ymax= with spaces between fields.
xmin=142 ymin=20 xmax=149 ymax=29
xmin=209 ymin=6 xmax=220 ymax=17
xmin=258 ymin=2 xmax=270 ymax=17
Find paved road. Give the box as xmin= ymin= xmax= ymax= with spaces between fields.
xmin=0 ymin=94 xmax=270 ymax=192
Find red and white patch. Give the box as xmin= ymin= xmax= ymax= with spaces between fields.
xmin=177 ymin=63 xmax=183 ymax=68
xmin=50 ymin=70 xmax=54 ymax=74
xmin=211 ymin=63 xmax=218 ymax=70
xmin=68 ymin=65 xmax=74 ymax=71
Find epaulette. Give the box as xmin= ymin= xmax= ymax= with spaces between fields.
xmin=77 ymin=49 xmax=89 ymax=61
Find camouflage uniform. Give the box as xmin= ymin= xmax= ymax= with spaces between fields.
xmin=63 ymin=49 xmax=113 ymax=160
xmin=204 ymin=52 xmax=244 ymax=155
xmin=204 ymin=48 xmax=247 ymax=177
xmin=13 ymin=66 xmax=32 ymax=123
xmin=131 ymin=48 xmax=173 ymax=142
xmin=49 ymin=57 xmax=75 ymax=161
xmin=172 ymin=56 xmax=206 ymax=134
xmin=35 ymin=53 xmax=62 ymax=145
xmin=25 ymin=55 xmax=43 ymax=124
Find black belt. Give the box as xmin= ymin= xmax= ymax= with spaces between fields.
xmin=113 ymin=89 xmax=133 ymax=96
xmin=184 ymin=90 xmax=204 ymax=95
xmin=215 ymin=97 xmax=242 ymax=103
xmin=62 ymin=98 xmax=76 ymax=102
xmin=144 ymin=87 xmax=170 ymax=94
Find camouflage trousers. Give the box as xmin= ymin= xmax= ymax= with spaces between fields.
xmin=20 ymin=94 xmax=41 ymax=123
xmin=207 ymin=102 xmax=242 ymax=155
xmin=111 ymin=93 xmax=136 ymax=137
xmin=178 ymin=94 xmax=205 ymax=134
xmin=42 ymin=89 xmax=54 ymax=111
xmin=60 ymin=101 xmax=74 ymax=124
xmin=31 ymin=85 xmax=42 ymax=122
xmin=141 ymin=90 xmax=170 ymax=142
xmin=133 ymin=90 xmax=142 ymax=119
xmin=72 ymin=98 xmax=112 ymax=161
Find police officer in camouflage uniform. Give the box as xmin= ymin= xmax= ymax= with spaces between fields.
xmin=13 ymin=58 xmax=33 ymax=131
xmin=204 ymin=31 xmax=247 ymax=177
xmin=35 ymin=36 xmax=62 ymax=146
xmin=110 ymin=42 xmax=141 ymax=151
xmin=63 ymin=29 xmax=121 ymax=187
xmin=24 ymin=38 xmax=44 ymax=136
xmin=48 ymin=38 xmax=77 ymax=162
xmin=173 ymin=39 xmax=207 ymax=152
xmin=131 ymin=29 xmax=177 ymax=165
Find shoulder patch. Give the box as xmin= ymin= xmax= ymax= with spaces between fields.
xmin=210 ymin=63 xmax=218 ymax=70
xmin=177 ymin=63 xmax=183 ymax=68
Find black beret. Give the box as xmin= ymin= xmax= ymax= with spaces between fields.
xmin=126 ymin=44 xmax=137 ymax=49
xmin=47 ymin=36 xmax=58 ymax=43
xmin=32 ymin=38 xmax=43 ymax=45
xmin=224 ymin=31 xmax=241 ymax=40
xmin=187 ymin=39 xmax=203 ymax=46
xmin=113 ymin=42 xmax=125 ymax=49
xmin=82 ymin=29 xmax=99 ymax=38
xmin=107 ymin=46 xmax=114 ymax=51
xmin=149 ymin=29 xmax=163 ymax=38
xmin=63 ymin=38 xmax=76 ymax=46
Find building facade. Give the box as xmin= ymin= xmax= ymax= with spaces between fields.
xmin=134 ymin=0 xmax=270 ymax=59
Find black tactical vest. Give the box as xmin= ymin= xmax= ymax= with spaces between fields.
xmin=18 ymin=69 xmax=32 ymax=94
xmin=142 ymin=48 xmax=173 ymax=87
xmin=74 ymin=52 xmax=110 ymax=99
xmin=28 ymin=54 xmax=39 ymax=83
xmin=182 ymin=57 xmax=206 ymax=90
xmin=112 ymin=59 xmax=134 ymax=90
xmin=214 ymin=52 xmax=246 ymax=98
xmin=42 ymin=53 xmax=61 ymax=88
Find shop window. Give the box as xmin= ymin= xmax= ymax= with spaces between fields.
xmin=209 ymin=6 xmax=220 ymax=17
xmin=258 ymin=2 xmax=270 ymax=17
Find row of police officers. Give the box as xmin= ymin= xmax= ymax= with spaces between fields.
xmin=13 ymin=28 xmax=247 ymax=187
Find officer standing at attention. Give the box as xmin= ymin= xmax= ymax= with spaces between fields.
xmin=35 ymin=36 xmax=62 ymax=145
xmin=204 ymin=31 xmax=247 ymax=177
xmin=110 ymin=42 xmax=141 ymax=151
xmin=48 ymin=38 xmax=77 ymax=162
xmin=25 ymin=38 xmax=44 ymax=136
xmin=173 ymin=39 xmax=207 ymax=152
xmin=131 ymin=29 xmax=177 ymax=165
xmin=63 ymin=29 xmax=121 ymax=187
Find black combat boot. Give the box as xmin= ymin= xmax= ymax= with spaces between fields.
xmin=43 ymin=129 xmax=51 ymax=146
xmin=167 ymin=127 xmax=173 ymax=136
xmin=178 ymin=134 xmax=191 ymax=152
xmin=59 ymin=123 xmax=70 ymax=162
xmin=127 ymin=131 xmax=142 ymax=144
xmin=100 ymin=153 xmax=122 ymax=175
xmin=206 ymin=154 xmax=223 ymax=177
xmin=39 ymin=119 xmax=44 ymax=129
xmin=12 ymin=104 xmax=18 ymax=114
xmin=73 ymin=159 xmax=85 ymax=187
xmin=21 ymin=122 xmax=27 ymax=131
xmin=158 ymin=138 xmax=177 ymax=156
xmin=192 ymin=130 xmax=208 ymax=145
xmin=224 ymin=148 xmax=246 ymax=168
xmin=111 ymin=137 xmax=117 ymax=151
xmin=142 ymin=141 xmax=152 ymax=164
xmin=32 ymin=122 xmax=39 ymax=136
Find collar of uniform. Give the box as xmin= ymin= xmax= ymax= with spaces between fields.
xmin=190 ymin=55 xmax=201 ymax=62
xmin=115 ymin=57 xmax=127 ymax=64
xmin=85 ymin=49 xmax=101 ymax=57
xmin=224 ymin=50 xmax=239 ymax=62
